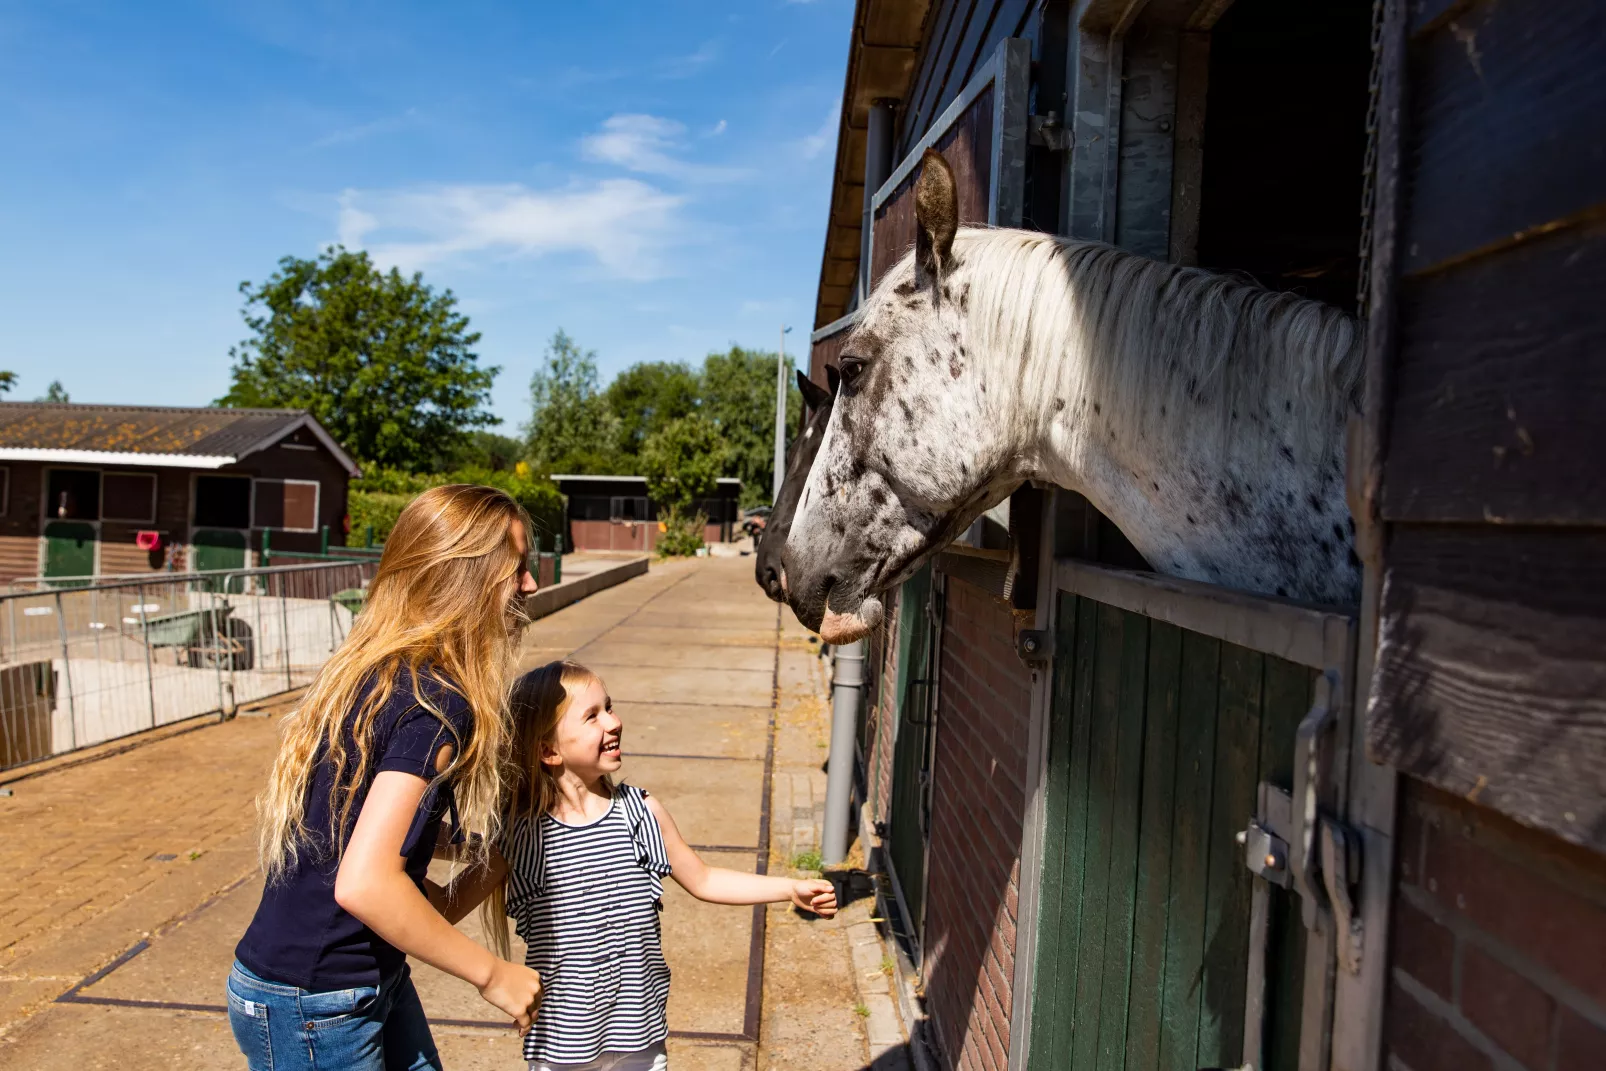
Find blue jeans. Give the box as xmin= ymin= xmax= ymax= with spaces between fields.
xmin=226 ymin=960 xmax=443 ymax=1071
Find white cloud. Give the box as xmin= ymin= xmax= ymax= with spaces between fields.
xmin=799 ymin=98 xmax=841 ymax=160
xmin=581 ymin=114 xmax=749 ymax=182
xmin=336 ymin=179 xmax=685 ymax=279
xmin=708 ymin=119 xmax=728 ymax=136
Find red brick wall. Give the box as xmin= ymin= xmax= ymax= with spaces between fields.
xmin=922 ymin=576 xmax=1033 ymax=1071
xmin=1387 ymin=778 xmax=1606 ymax=1071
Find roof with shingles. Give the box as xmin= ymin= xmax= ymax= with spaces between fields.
xmin=0 ymin=403 xmax=305 ymax=456
xmin=0 ymin=403 xmax=360 ymax=476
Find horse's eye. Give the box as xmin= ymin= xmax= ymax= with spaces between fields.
xmin=838 ymin=355 xmax=867 ymax=383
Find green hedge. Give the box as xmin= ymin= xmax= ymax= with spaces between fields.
xmin=349 ymin=465 xmax=565 ymax=550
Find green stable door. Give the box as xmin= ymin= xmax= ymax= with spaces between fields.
xmin=43 ymin=522 xmax=96 ymax=585
xmin=886 ymin=565 xmax=934 ymax=934
xmin=1029 ymin=593 xmax=1314 ymax=1071
xmin=191 ymin=529 xmax=247 ymax=573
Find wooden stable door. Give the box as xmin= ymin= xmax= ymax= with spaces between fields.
xmin=887 ymin=565 xmax=935 ymax=935
xmin=1028 ymin=593 xmax=1315 ymax=1071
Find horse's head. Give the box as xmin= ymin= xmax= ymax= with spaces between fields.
xmin=783 ymin=150 xmax=1023 ymax=642
xmin=755 ymin=367 xmax=838 ymax=602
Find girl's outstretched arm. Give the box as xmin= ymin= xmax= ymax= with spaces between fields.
xmin=646 ymin=794 xmax=837 ymax=917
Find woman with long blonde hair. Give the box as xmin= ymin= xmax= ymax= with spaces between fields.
xmin=228 ymin=484 xmax=543 ymax=1071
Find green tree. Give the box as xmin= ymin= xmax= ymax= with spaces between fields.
xmin=451 ymin=429 xmax=525 ymax=471
xmin=603 ymin=361 xmax=700 ymax=460
xmin=0 ymin=372 xmax=16 ymax=395
xmin=640 ymin=414 xmax=726 ymax=511
xmin=217 ymin=246 xmax=497 ymax=471
xmin=524 ymin=330 xmax=620 ymax=474
xmin=697 ymin=346 xmax=802 ymax=508
xmin=39 ymin=380 xmax=69 ymax=402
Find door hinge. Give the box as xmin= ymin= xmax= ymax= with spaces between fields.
xmin=1016 ymin=628 xmax=1052 ymax=665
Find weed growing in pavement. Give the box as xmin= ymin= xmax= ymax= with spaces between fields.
xmin=854 ymin=1002 xmax=870 ymax=1018
xmin=790 ymin=849 xmax=823 ymax=873
xmin=881 ymin=955 xmax=895 ymax=977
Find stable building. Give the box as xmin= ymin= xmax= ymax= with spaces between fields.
xmin=0 ymin=403 xmax=360 ymax=582
xmin=551 ymin=474 xmax=742 ymax=552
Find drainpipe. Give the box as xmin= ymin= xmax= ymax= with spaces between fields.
xmin=822 ymin=638 xmax=866 ymax=865
xmin=859 ymin=100 xmax=897 ymax=306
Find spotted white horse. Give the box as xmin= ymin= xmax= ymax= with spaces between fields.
xmin=782 ymin=149 xmax=1363 ymax=644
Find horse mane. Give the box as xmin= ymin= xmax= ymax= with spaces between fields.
xmin=944 ymin=228 xmax=1364 ymax=463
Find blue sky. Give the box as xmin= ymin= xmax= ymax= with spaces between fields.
xmin=0 ymin=0 xmax=849 ymax=427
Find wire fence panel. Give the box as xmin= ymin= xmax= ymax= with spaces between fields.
xmin=0 ymin=561 xmax=376 ymax=772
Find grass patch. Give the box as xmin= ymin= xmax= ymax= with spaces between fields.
xmin=854 ymin=1001 xmax=870 ymax=1018
xmin=790 ymin=848 xmax=823 ymax=873
xmin=881 ymin=955 xmax=895 ymax=977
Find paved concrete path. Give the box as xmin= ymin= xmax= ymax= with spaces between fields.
xmin=0 ymin=555 xmax=879 ymax=1070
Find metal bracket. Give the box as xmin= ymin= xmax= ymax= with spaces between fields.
xmin=1016 ymin=628 xmax=1052 ymax=665
xmin=1320 ymin=820 xmax=1365 ymax=975
xmin=1292 ymin=670 xmax=1339 ymax=931
xmin=1028 ymin=111 xmax=1072 ymax=152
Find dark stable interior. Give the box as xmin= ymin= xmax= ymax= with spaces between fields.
xmin=1196 ymin=0 xmax=1374 ymax=314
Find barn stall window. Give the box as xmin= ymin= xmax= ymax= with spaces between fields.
xmin=193 ymin=475 xmax=252 ymax=529
xmin=102 ymin=472 xmax=156 ymax=523
xmin=252 ymin=478 xmax=320 ymax=533
xmin=46 ymin=468 xmax=101 ymax=520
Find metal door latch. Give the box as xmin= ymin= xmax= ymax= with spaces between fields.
xmin=1028 ymin=112 xmax=1072 ymax=152
xmin=1321 ymin=820 xmax=1364 ymax=975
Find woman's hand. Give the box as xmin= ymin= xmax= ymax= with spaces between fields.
xmin=791 ymin=878 xmax=838 ymax=917
xmin=478 ymin=959 xmax=543 ymax=1032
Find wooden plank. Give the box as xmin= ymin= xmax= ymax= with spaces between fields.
xmin=1401 ymin=0 xmax=1606 ymax=275
xmin=1028 ymin=592 xmax=1080 ymax=1065
xmin=1094 ymin=608 xmax=1150 ymax=1069
xmin=1167 ymin=31 xmax=1210 ymax=266
xmin=1367 ymin=524 xmax=1606 ymax=853
xmin=1383 ymin=219 xmax=1606 ymax=525
xmin=1156 ymin=630 xmax=1220 ymax=1071
xmin=1124 ymin=620 xmax=1184 ymax=1070
xmin=1070 ymin=601 xmax=1128 ymax=1070
xmin=901 ymin=0 xmax=973 ymax=159
xmin=1114 ymin=17 xmax=1181 ymax=261
xmin=1047 ymin=593 xmax=1104 ymax=1065
xmin=1196 ymin=643 xmax=1263 ymax=1067
xmin=1259 ymin=657 xmax=1315 ymax=1069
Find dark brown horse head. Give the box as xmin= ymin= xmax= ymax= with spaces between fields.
xmin=755 ymin=366 xmax=838 ymax=601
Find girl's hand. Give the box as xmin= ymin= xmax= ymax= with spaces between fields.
xmin=479 ymin=959 xmax=543 ymax=1032
xmin=791 ymin=878 xmax=838 ymax=918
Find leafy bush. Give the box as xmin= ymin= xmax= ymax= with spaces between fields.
xmin=350 ymin=464 xmax=565 ymax=549
xmin=655 ymin=507 xmax=707 ymax=558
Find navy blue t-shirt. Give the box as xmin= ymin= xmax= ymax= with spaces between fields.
xmin=235 ymin=669 xmax=474 ymax=990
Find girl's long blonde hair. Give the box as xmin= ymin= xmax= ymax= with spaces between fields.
xmin=257 ymin=484 xmax=532 ymax=882
xmin=485 ymin=659 xmax=606 ymax=957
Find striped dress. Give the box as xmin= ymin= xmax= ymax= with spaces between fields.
xmin=504 ymin=784 xmax=673 ymax=1065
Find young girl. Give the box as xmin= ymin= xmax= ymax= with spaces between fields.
xmin=494 ymin=660 xmax=838 ymax=1071
xmin=228 ymin=485 xmax=544 ymax=1071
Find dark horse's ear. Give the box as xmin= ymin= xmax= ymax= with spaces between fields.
xmin=914 ymin=148 xmax=958 ymax=286
xmin=797 ymin=369 xmax=831 ymax=410
xmin=824 ymin=363 xmax=842 ymax=397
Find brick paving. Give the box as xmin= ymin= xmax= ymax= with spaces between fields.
xmin=0 ymin=555 xmax=891 ymax=1070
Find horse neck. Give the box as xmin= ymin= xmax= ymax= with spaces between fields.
xmin=965 ymin=234 xmax=1360 ymax=603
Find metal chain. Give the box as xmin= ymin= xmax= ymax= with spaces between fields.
xmin=1355 ymin=0 xmax=1387 ymax=318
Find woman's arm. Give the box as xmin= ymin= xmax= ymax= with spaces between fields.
xmin=646 ymin=795 xmax=837 ymax=916
xmin=335 ymin=771 xmax=540 ymax=1029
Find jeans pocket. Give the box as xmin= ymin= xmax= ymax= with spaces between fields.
xmin=301 ymin=984 xmax=380 ymax=1028
xmin=226 ymin=988 xmax=273 ymax=1070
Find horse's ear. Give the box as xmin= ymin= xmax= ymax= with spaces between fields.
xmin=797 ymin=369 xmax=831 ymax=410
xmin=825 ymin=362 xmax=842 ymax=396
xmin=914 ymin=148 xmax=958 ymax=283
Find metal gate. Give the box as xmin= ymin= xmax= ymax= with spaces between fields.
xmin=1026 ymin=558 xmax=1356 ymax=1071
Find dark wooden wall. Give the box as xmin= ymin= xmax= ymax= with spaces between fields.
xmin=898 ymin=0 xmax=1039 ymax=161
xmin=1367 ymin=0 xmax=1606 ymax=853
